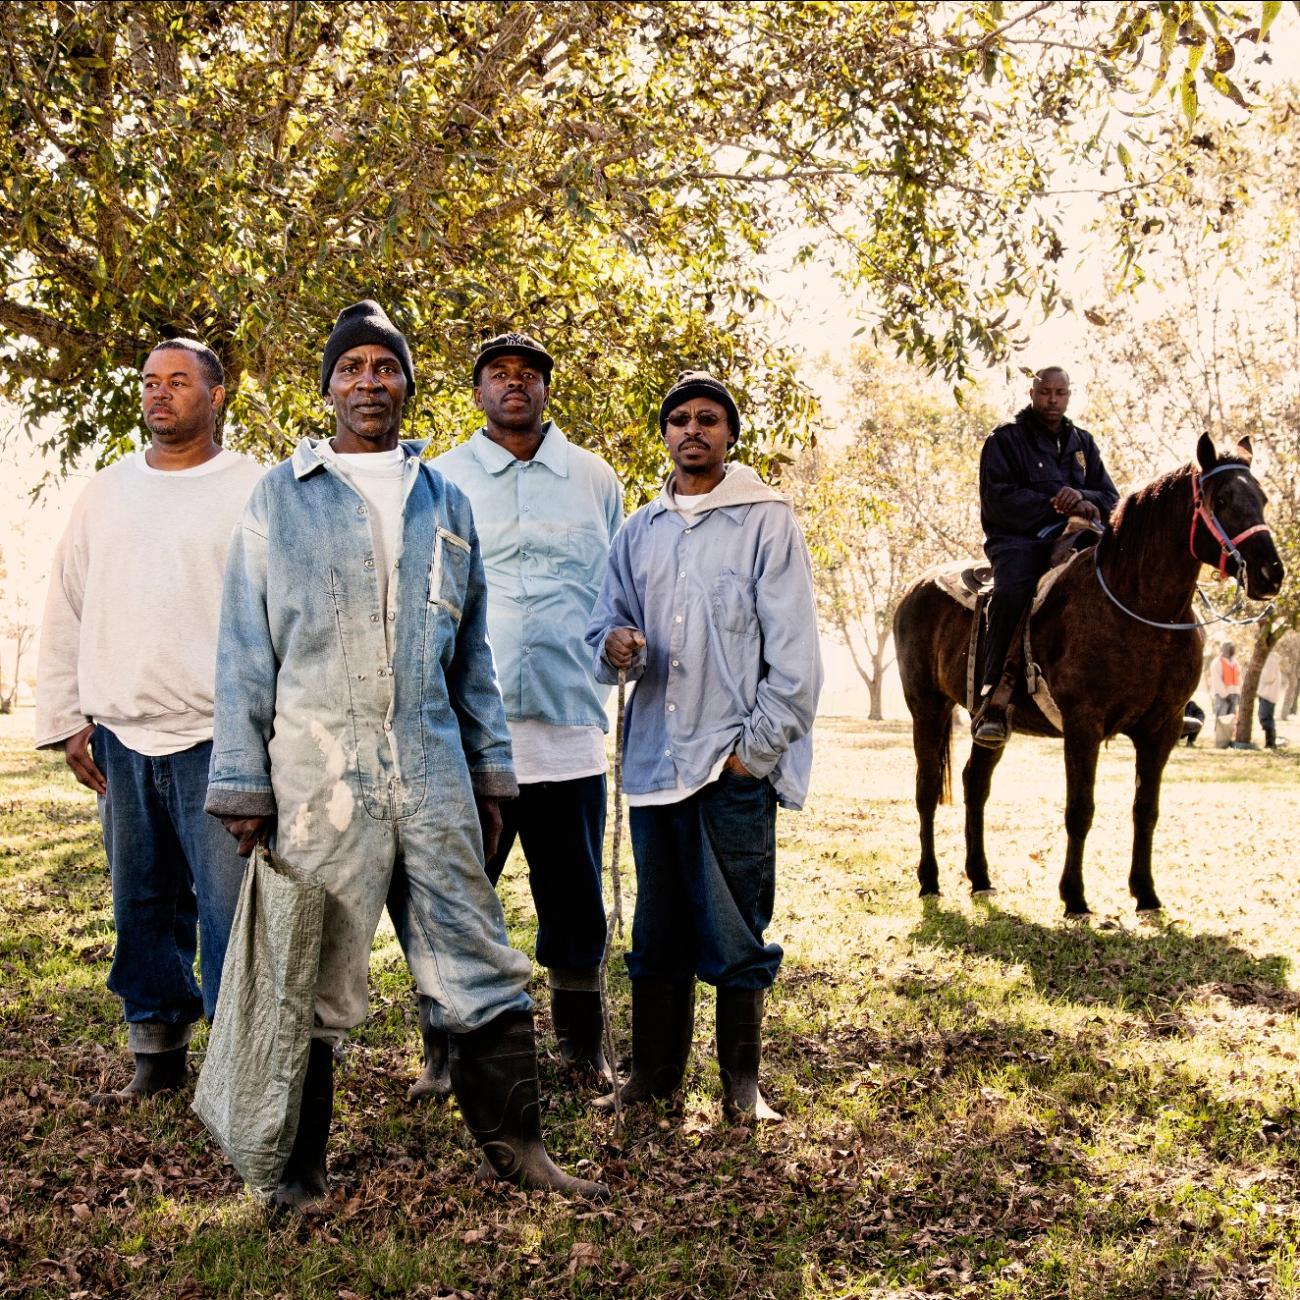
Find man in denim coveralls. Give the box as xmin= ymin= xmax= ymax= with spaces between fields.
xmin=206 ymin=302 xmax=606 ymax=1208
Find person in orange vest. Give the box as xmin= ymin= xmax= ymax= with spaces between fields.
xmin=1209 ymin=642 xmax=1241 ymax=748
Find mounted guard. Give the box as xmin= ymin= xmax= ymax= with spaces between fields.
xmin=973 ymin=367 xmax=1118 ymax=747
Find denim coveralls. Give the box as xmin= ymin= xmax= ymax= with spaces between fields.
xmin=206 ymin=439 xmax=531 ymax=1041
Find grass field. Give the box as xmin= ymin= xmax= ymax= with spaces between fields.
xmin=2 ymin=710 xmax=1299 ymax=1299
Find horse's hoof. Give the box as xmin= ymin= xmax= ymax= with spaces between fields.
xmin=1063 ymin=910 xmax=1091 ymax=922
xmin=971 ymin=887 xmax=996 ymax=898
xmin=918 ymin=886 xmax=940 ymax=898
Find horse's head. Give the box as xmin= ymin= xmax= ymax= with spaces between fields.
xmin=1194 ymin=434 xmax=1285 ymax=599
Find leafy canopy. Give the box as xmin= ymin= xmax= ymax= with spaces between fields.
xmin=0 ymin=1 xmax=1281 ymax=490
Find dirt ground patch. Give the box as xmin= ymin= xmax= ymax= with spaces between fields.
xmin=2 ymin=712 xmax=1298 ymax=1298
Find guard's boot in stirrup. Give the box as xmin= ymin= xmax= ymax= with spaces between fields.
xmin=449 ymin=1010 xmax=609 ymax=1200
xmin=716 ymin=987 xmax=782 ymax=1123
xmin=408 ymin=994 xmax=452 ymax=1103
xmin=972 ymin=672 xmax=1016 ymax=749
xmin=594 ymin=978 xmax=695 ymax=1111
xmin=273 ymin=1038 xmax=334 ymax=1212
xmin=550 ymin=985 xmax=613 ymax=1086
xmin=90 ymin=1048 xmax=188 ymax=1106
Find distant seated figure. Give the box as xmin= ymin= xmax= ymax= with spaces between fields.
xmin=973 ymin=367 xmax=1119 ymax=748
xmin=1182 ymin=699 xmax=1205 ymax=747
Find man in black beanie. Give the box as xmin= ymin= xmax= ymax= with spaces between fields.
xmin=207 ymin=300 xmax=607 ymax=1208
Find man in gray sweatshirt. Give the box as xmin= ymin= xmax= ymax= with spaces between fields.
xmin=36 ymin=339 xmax=264 ymax=1103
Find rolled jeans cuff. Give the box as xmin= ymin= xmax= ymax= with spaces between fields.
xmin=547 ymin=964 xmax=602 ymax=992
xmin=127 ymin=1021 xmax=195 ymax=1053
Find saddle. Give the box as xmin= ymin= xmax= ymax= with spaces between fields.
xmin=927 ymin=525 xmax=1100 ymax=729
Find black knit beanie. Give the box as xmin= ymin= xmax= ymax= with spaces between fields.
xmin=320 ymin=300 xmax=416 ymax=397
xmin=657 ymin=370 xmax=740 ymax=439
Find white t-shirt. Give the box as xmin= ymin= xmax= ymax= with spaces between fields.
xmin=508 ymin=719 xmax=607 ymax=784
xmin=319 ymin=442 xmax=406 ymax=654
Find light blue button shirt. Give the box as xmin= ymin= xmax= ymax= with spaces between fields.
xmin=434 ymin=423 xmax=622 ymax=729
xmin=585 ymin=494 xmax=823 ymax=810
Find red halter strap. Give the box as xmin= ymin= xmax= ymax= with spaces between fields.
xmin=1190 ymin=465 xmax=1271 ymax=578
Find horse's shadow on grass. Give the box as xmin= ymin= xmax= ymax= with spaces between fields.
xmin=910 ymin=898 xmax=1296 ymax=1013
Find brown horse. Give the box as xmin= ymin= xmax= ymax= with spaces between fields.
xmin=893 ymin=435 xmax=1284 ymax=916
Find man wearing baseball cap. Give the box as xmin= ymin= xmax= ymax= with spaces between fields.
xmin=586 ymin=370 xmax=822 ymax=1122
xmin=394 ymin=332 xmax=622 ymax=1100
xmin=206 ymin=301 xmax=606 ymax=1207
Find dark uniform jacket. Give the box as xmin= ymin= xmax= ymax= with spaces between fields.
xmin=979 ymin=407 xmax=1118 ymax=547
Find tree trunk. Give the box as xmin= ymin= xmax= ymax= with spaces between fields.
xmin=866 ymin=670 xmax=883 ymax=721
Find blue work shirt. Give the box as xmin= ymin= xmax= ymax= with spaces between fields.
xmin=434 ymin=423 xmax=622 ymax=729
xmin=585 ymin=483 xmax=823 ymax=810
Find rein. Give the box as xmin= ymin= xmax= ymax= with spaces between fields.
xmin=1094 ymin=462 xmax=1274 ymax=632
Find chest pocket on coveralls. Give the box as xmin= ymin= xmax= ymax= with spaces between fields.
xmin=428 ymin=527 xmax=471 ymax=623
xmin=710 ymin=569 xmax=759 ymax=637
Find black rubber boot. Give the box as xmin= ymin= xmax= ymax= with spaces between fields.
xmin=90 ymin=1048 xmax=188 ymax=1106
xmin=450 ymin=1010 xmax=609 ymax=1200
xmin=409 ymin=994 xmax=452 ymax=1103
xmin=716 ymin=988 xmax=782 ymax=1123
xmin=593 ymin=978 xmax=695 ymax=1111
xmin=551 ymin=988 xmax=612 ymax=1086
xmin=274 ymin=1039 xmax=334 ymax=1212
xmin=972 ymin=671 xmax=1017 ymax=750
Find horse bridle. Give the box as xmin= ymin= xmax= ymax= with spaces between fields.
xmin=1093 ymin=460 xmax=1273 ymax=632
xmin=1190 ymin=461 xmax=1272 ymax=579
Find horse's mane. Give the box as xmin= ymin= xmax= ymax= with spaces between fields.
xmin=1105 ymin=463 xmax=1192 ymax=559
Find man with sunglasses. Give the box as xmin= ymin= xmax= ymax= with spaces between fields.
xmin=586 ymin=370 xmax=822 ymax=1123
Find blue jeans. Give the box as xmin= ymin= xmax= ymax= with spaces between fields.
xmin=626 ymin=771 xmax=782 ymax=990
xmin=483 ymin=774 xmax=608 ymax=976
xmin=93 ymin=728 xmax=246 ymax=1052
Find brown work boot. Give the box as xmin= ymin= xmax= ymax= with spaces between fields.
xmin=90 ymin=1048 xmax=188 ymax=1106
xmin=450 ymin=1010 xmax=609 ymax=1201
xmin=408 ymin=994 xmax=452 ymax=1103
xmin=273 ymin=1039 xmax=334 ymax=1213
xmin=716 ymin=988 xmax=782 ymax=1124
xmin=594 ymin=978 xmax=696 ymax=1111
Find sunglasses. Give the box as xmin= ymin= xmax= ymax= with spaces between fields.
xmin=666 ymin=410 xmax=725 ymax=429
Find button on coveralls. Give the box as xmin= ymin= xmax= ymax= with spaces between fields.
xmin=206 ymin=439 xmax=531 ymax=1042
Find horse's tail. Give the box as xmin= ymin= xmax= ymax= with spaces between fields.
xmin=938 ymin=705 xmax=953 ymax=806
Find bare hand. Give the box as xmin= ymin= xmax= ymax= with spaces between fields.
xmin=724 ymin=752 xmax=753 ymax=778
xmin=1073 ymin=499 xmax=1101 ymax=524
xmin=219 ymin=814 xmax=275 ymax=858
xmin=1051 ymin=486 xmax=1084 ymax=515
xmin=476 ymin=794 xmax=503 ymax=862
xmin=63 ymin=724 xmax=106 ymax=795
xmin=604 ymin=626 xmax=646 ymax=669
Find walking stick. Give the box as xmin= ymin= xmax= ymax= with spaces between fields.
xmin=597 ymin=669 xmax=627 ymax=1135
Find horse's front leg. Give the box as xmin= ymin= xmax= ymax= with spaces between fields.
xmin=962 ymin=742 xmax=1004 ymax=894
xmin=1129 ymin=720 xmax=1180 ymax=913
xmin=1060 ymin=729 xmax=1102 ymax=916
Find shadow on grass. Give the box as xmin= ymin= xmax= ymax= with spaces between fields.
xmin=910 ymin=898 xmax=1295 ymax=1013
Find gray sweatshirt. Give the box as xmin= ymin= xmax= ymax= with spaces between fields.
xmin=36 ymin=449 xmax=265 ymax=755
